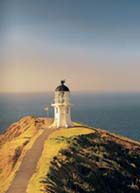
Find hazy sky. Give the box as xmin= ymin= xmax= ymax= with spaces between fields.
xmin=1 ymin=0 xmax=140 ymax=92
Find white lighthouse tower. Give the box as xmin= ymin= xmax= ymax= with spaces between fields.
xmin=51 ymin=80 xmax=73 ymax=128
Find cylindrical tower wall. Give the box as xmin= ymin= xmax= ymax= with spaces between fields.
xmin=51 ymin=81 xmax=73 ymax=128
xmin=54 ymin=91 xmax=71 ymax=104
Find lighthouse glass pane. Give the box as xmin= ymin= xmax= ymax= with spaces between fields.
xmin=55 ymin=92 xmax=59 ymax=103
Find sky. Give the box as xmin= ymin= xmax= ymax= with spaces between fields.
xmin=0 ymin=0 xmax=140 ymax=93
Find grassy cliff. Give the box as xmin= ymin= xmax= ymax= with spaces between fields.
xmin=0 ymin=117 xmax=140 ymax=193
xmin=0 ymin=116 xmax=51 ymax=193
xmin=42 ymin=129 xmax=140 ymax=193
xmin=26 ymin=125 xmax=95 ymax=193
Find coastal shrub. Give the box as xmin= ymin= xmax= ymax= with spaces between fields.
xmin=43 ymin=133 xmax=140 ymax=193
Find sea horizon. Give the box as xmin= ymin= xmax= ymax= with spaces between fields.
xmin=0 ymin=92 xmax=140 ymax=141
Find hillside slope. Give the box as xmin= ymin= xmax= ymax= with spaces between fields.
xmin=0 ymin=117 xmax=140 ymax=193
xmin=42 ymin=128 xmax=140 ymax=193
xmin=0 ymin=116 xmax=52 ymax=193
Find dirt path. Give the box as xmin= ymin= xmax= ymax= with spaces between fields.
xmin=6 ymin=126 xmax=57 ymax=193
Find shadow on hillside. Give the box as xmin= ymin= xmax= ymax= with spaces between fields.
xmin=41 ymin=133 xmax=140 ymax=193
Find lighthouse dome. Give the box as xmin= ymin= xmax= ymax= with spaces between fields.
xmin=55 ymin=80 xmax=70 ymax=92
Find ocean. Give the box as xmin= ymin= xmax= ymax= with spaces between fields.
xmin=0 ymin=92 xmax=140 ymax=141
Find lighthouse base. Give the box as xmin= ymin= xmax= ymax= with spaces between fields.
xmin=49 ymin=119 xmax=73 ymax=129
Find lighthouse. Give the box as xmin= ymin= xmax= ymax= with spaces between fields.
xmin=51 ymin=80 xmax=73 ymax=128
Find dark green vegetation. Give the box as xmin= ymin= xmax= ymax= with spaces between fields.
xmin=43 ymin=131 xmax=140 ymax=193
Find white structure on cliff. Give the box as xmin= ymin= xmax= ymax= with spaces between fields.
xmin=51 ymin=80 xmax=73 ymax=128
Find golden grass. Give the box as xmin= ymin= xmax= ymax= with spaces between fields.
xmin=26 ymin=126 xmax=95 ymax=193
xmin=0 ymin=118 xmax=44 ymax=193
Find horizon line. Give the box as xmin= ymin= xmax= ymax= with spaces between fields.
xmin=1 ymin=90 xmax=140 ymax=94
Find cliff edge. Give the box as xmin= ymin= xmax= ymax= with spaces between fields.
xmin=0 ymin=116 xmax=140 ymax=193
